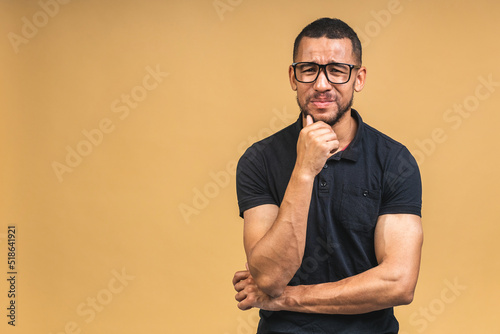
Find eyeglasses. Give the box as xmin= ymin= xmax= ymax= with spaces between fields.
xmin=291 ymin=62 xmax=361 ymax=84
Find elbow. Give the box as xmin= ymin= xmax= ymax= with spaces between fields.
xmin=254 ymin=275 xmax=287 ymax=298
xmin=247 ymin=254 xmax=297 ymax=298
xmin=392 ymin=278 xmax=417 ymax=306
xmin=396 ymin=288 xmax=415 ymax=305
xmin=383 ymin=267 xmax=418 ymax=306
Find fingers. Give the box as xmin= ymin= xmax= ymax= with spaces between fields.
xmin=317 ymin=132 xmax=340 ymax=149
xmin=307 ymin=129 xmax=339 ymax=153
xmin=235 ymin=288 xmax=246 ymax=301
xmin=306 ymin=114 xmax=313 ymax=126
xmin=234 ymin=282 xmax=255 ymax=311
xmin=232 ymin=266 xmax=258 ymax=311
xmin=237 ymin=297 xmax=254 ymax=310
xmin=237 ymin=300 xmax=254 ymax=311
xmin=303 ymin=119 xmax=336 ymax=137
xmin=296 ymin=119 xmax=339 ymax=176
xmin=232 ymin=270 xmax=250 ymax=286
xmin=304 ymin=126 xmax=336 ymax=146
xmin=314 ymin=130 xmax=337 ymax=142
xmin=233 ymin=272 xmax=273 ymax=311
xmin=234 ymin=272 xmax=255 ymax=290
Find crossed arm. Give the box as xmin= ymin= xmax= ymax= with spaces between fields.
xmin=233 ymin=209 xmax=423 ymax=314
xmin=233 ymin=117 xmax=423 ymax=314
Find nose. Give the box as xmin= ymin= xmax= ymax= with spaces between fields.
xmin=313 ymin=68 xmax=332 ymax=92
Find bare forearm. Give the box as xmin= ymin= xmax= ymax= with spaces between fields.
xmin=271 ymin=214 xmax=423 ymax=314
xmin=248 ymin=168 xmax=314 ymax=296
xmin=236 ymin=215 xmax=423 ymax=314
xmin=245 ymin=118 xmax=340 ymax=297
xmin=274 ymin=264 xmax=416 ymax=314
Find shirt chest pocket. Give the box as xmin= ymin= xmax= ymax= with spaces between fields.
xmin=339 ymin=184 xmax=381 ymax=232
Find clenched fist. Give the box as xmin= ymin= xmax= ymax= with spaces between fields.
xmin=295 ymin=115 xmax=339 ymax=179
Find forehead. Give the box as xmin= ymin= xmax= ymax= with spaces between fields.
xmin=296 ymin=37 xmax=354 ymax=64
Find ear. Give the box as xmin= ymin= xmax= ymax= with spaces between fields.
xmin=354 ymin=66 xmax=367 ymax=92
xmin=289 ymin=65 xmax=297 ymax=91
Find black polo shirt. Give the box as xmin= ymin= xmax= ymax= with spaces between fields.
xmin=236 ymin=109 xmax=422 ymax=334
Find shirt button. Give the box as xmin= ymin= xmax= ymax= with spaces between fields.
xmin=323 ymin=164 xmax=328 ymax=169
xmin=363 ymin=190 xmax=369 ymax=197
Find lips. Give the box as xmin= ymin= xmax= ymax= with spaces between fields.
xmin=307 ymin=93 xmax=336 ymax=109
xmin=311 ymin=99 xmax=334 ymax=102
xmin=310 ymin=99 xmax=334 ymax=108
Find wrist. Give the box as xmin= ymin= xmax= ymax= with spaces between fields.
xmin=291 ymin=165 xmax=316 ymax=183
xmin=274 ymin=286 xmax=300 ymax=311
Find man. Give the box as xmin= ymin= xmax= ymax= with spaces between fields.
xmin=233 ymin=18 xmax=423 ymax=333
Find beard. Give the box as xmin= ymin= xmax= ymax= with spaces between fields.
xmin=297 ymin=91 xmax=354 ymax=126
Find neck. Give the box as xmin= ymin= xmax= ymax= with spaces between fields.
xmin=332 ymin=109 xmax=356 ymax=150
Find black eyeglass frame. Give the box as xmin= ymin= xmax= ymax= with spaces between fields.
xmin=291 ymin=62 xmax=361 ymax=84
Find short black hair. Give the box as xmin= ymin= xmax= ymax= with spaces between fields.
xmin=293 ymin=18 xmax=362 ymax=65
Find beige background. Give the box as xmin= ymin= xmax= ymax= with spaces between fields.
xmin=1 ymin=0 xmax=499 ymax=333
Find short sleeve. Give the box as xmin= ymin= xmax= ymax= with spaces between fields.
xmin=236 ymin=146 xmax=278 ymax=218
xmin=379 ymin=146 xmax=422 ymax=217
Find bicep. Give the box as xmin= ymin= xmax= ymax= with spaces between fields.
xmin=374 ymin=214 xmax=423 ymax=285
xmin=243 ymin=204 xmax=279 ymax=259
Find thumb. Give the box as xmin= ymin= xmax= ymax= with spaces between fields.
xmin=306 ymin=114 xmax=313 ymax=126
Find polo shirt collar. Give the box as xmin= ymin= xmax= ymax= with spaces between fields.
xmin=339 ymin=108 xmax=363 ymax=162
xmin=294 ymin=109 xmax=364 ymax=162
